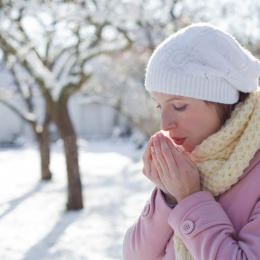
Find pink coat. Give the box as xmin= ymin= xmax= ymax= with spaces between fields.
xmin=123 ymin=150 xmax=260 ymax=260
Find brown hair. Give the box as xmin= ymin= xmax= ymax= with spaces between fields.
xmin=209 ymin=92 xmax=250 ymax=126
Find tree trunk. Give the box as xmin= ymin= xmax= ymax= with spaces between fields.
xmin=54 ymin=96 xmax=83 ymax=210
xmin=38 ymin=115 xmax=52 ymax=180
xmin=32 ymin=114 xmax=52 ymax=180
xmin=38 ymin=136 xmax=52 ymax=180
xmin=62 ymin=132 xmax=83 ymax=210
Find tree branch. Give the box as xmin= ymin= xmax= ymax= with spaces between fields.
xmin=81 ymin=27 xmax=132 ymax=65
xmin=0 ymin=98 xmax=36 ymax=123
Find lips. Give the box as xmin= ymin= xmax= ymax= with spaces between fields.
xmin=171 ymin=137 xmax=186 ymax=146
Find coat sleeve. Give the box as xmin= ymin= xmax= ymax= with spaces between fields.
xmin=169 ymin=191 xmax=260 ymax=260
xmin=123 ymin=187 xmax=174 ymax=260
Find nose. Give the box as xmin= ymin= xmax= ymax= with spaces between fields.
xmin=160 ymin=110 xmax=177 ymax=131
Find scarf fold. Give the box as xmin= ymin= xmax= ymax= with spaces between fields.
xmin=174 ymin=90 xmax=260 ymax=260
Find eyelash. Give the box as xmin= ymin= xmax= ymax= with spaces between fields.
xmin=175 ymin=105 xmax=187 ymax=111
xmin=156 ymin=105 xmax=187 ymax=111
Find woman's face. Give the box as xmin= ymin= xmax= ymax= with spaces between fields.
xmin=151 ymin=91 xmax=222 ymax=152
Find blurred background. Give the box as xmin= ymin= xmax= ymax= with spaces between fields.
xmin=0 ymin=0 xmax=260 ymax=259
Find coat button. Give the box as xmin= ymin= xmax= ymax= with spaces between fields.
xmin=181 ymin=220 xmax=194 ymax=234
xmin=142 ymin=203 xmax=150 ymax=216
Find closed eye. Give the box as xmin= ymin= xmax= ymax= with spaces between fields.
xmin=174 ymin=105 xmax=187 ymax=111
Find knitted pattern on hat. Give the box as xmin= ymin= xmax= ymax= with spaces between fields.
xmin=145 ymin=23 xmax=260 ymax=104
xmin=173 ymin=90 xmax=260 ymax=259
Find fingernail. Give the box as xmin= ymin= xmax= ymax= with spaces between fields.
xmin=153 ymin=135 xmax=158 ymax=142
xmin=151 ymin=146 xmax=155 ymax=153
xmin=158 ymin=133 xmax=163 ymax=139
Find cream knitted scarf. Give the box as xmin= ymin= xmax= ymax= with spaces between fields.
xmin=173 ymin=90 xmax=260 ymax=260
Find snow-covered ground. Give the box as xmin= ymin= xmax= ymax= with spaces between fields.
xmin=0 ymin=138 xmax=154 ymax=260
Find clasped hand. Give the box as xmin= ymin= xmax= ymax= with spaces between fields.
xmin=142 ymin=132 xmax=201 ymax=204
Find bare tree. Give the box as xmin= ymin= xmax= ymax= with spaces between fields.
xmin=0 ymin=0 xmax=132 ymax=210
xmin=0 ymin=61 xmax=52 ymax=180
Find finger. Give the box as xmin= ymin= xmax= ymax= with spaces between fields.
xmin=151 ymin=145 xmax=163 ymax=175
xmin=142 ymin=137 xmax=153 ymax=176
xmin=178 ymin=149 xmax=197 ymax=169
xmin=165 ymin=137 xmax=188 ymax=171
xmin=157 ymin=133 xmax=179 ymax=171
xmin=166 ymin=138 xmax=196 ymax=169
xmin=152 ymin=134 xmax=169 ymax=175
xmin=165 ymin=138 xmax=194 ymax=172
xmin=142 ymin=137 xmax=153 ymax=162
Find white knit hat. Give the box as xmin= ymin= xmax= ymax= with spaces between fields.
xmin=145 ymin=23 xmax=260 ymax=104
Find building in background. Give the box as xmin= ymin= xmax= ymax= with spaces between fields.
xmin=0 ymin=68 xmax=132 ymax=145
xmin=0 ymin=94 xmax=132 ymax=145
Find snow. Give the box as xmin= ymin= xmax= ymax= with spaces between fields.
xmin=0 ymin=138 xmax=154 ymax=260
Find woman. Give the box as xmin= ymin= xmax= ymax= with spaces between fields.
xmin=123 ymin=23 xmax=260 ymax=260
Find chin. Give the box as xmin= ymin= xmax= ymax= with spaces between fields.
xmin=181 ymin=144 xmax=194 ymax=152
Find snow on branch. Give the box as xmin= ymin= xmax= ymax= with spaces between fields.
xmin=0 ymin=97 xmax=36 ymax=123
xmin=9 ymin=61 xmax=32 ymax=100
xmin=80 ymin=28 xmax=132 ymax=63
xmin=0 ymin=34 xmax=55 ymax=88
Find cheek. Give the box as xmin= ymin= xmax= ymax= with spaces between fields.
xmin=199 ymin=110 xmax=221 ymax=136
xmin=181 ymin=114 xmax=201 ymax=130
xmin=207 ymin=107 xmax=222 ymax=131
xmin=183 ymin=109 xmax=220 ymax=136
